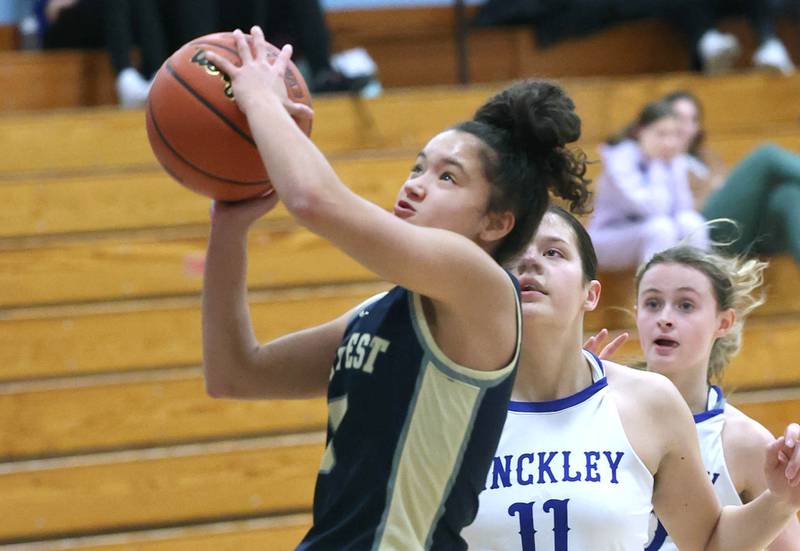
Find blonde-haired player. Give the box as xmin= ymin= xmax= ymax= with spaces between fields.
xmin=464 ymin=207 xmax=800 ymax=550
xmin=629 ymin=245 xmax=800 ymax=550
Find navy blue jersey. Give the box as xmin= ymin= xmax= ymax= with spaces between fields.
xmin=297 ymin=276 xmax=521 ymax=550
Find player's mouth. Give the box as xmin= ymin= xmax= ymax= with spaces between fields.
xmin=394 ymin=200 xmax=416 ymax=218
xmin=519 ymin=279 xmax=547 ymax=301
xmin=653 ymin=337 xmax=680 ymax=354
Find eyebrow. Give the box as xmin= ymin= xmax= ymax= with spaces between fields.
xmin=417 ymin=152 xmax=466 ymax=173
xmin=538 ymin=236 xmax=570 ymax=246
xmin=641 ymin=286 xmax=700 ymax=295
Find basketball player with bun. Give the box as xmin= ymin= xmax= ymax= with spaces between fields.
xmin=199 ymin=27 xmax=590 ymax=549
xmin=588 ymin=243 xmax=800 ymax=550
xmin=463 ymin=207 xmax=800 ymax=550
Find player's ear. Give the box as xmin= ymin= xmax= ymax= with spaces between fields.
xmin=583 ymin=280 xmax=601 ymax=312
xmin=714 ymin=307 xmax=736 ymax=338
xmin=480 ymin=210 xmax=515 ymax=243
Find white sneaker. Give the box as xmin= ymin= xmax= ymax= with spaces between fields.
xmin=698 ymin=30 xmax=741 ymax=75
xmin=115 ymin=67 xmax=150 ymax=109
xmin=753 ymin=38 xmax=795 ymax=75
xmin=331 ymin=48 xmax=378 ymax=80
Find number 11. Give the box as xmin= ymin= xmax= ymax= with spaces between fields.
xmin=508 ymin=498 xmax=570 ymax=551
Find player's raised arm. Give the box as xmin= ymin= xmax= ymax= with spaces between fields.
xmin=204 ymin=28 xmax=590 ymax=333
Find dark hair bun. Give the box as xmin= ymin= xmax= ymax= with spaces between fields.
xmin=474 ymin=80 xmax=581 ymax=154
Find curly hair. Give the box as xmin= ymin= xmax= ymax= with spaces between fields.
xmin=454 ymin=80 xmax=591 ymax=265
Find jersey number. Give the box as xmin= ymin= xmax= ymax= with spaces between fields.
xmin=508 ymin=499 xmax=570 ymax=551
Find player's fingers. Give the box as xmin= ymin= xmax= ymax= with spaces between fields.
xmin=784 ymin=429 xmax=800 ymax=480
xmin=203 ymin=51 xmax=237 ymax=76
xmin=273 ymin=44 xmax=293 ymax=77
xmin=582 ymin=329 xmax=607 ymax=353
xmin=766 ymin=436 xmax=785 ymax=470
xmin=286 ymin=100 xmax=314 ymax=122
xmin=233 ymin=29 xmax=253 ymax=63
xmin=783 ymin=422 xmax=799 ymax=449
xmin=600 ymin=332 xmax=629 ymax=360
xmin=250 ymin=25 xmax=269 ymax=59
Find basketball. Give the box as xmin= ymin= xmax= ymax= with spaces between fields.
xmin=145 ymin=31 xmax=313 ymax=201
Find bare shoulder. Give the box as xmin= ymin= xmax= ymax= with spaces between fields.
xmin=722 ymin=403 xmax=774 ymax=460
xmin=603 ymin=361 xmax=692 ymax=472
xmin=604 ymin=361 xmax=686 ymax=415
xmin=722 ymin=403 xmax=775 ymax=499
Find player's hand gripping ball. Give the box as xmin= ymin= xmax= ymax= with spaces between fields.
xmin=145 ymin=31 xmax=313 ymax=201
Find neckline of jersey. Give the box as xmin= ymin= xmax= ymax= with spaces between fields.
xmin=508 ymin=351 xmax=607 ymax=413
xmin=693 ymin=385 xmax=725 ymax=424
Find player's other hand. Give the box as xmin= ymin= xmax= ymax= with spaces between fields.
xmin=765 ymin=423 xmax=800 ymax=509
xmin=210 ymin=190 xmax=280 ymax=231
xmin=583 ymin=328 xmax=629 ymax=360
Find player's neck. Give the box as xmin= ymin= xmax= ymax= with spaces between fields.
xmin=667 ymin=365 xmax=710 ymax=415
xmin=513 ymin=327 xmax=593 ymax=402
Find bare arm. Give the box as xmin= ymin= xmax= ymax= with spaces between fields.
xmin=202 ymin=195 xmax=350 ymax=399
xmin=724 ymin=410 xmax=800 ymax=551
xmin=654 ymin=392 xmax=800 ymax=550
xmin=203 ymin=31 xmax=517 ymax=366
xmin=650 ymin=381 xmax=723 ymax=551
xmin=706 ymin=422 xmax=800 ymax=550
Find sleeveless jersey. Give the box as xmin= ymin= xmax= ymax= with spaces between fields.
xmin=645 ymin=385 xmax=741 ymax=550
xmin=463 ymin=351 xmax=654 ymax=550
xmin=297 ymin=277 xmax=522 ymax=551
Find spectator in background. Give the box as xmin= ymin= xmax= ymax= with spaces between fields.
xmin=36 ymin=0 xmax=215 ymax=108
xmin=220 ymin=0 xmax=377 ymax=95
xmin=668 ymin=0 xmax=795 ymax=74
xmin=473 ymin=0 xmax=794 ymax=75
xmin=587 ymin=100 xmax=709 ymax=271
xmin=664 ymin=90 xmax=800 ymax=266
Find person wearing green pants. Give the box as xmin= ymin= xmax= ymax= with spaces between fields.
xmin=665 ymin=91 xmax=800 ymax=265
xmin=703 ymin=143 xmax=800 ymax=263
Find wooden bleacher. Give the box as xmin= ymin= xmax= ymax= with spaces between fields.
xmin=1 ymin=70 xmax=799 ymax=547
xmin=1 ymin=6 xmax=799 ymax=112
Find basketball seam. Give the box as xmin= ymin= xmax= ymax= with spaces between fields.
xmin=147 ymin=102 xmax=270 ymax=187
xmin=164 ymin=61 xmax=257 ymax=147
xmin=190 ymin=41 xmax=238 ymax=56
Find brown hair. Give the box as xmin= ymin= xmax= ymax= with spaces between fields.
xmin=635 ymin=245 xmax=767 ymax=382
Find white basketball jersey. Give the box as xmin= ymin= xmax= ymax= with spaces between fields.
xmin=463 ymin=351 xmax=654 ymax=550
xmin=645 ymin=386 xmax=741 ymax=550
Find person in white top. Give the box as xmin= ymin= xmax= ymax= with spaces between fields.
xmin=465 ymin=206 xmax=800 ymax=550
xmin=591 ymin=244 xmax=800 ymax=550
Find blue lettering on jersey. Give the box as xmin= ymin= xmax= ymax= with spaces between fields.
xmin=584 ymin=451 xmax=601 ymax=482
xmin=537 ymin=452 xmax=558 ymax=484
xmin=485 ymin=450 xmax=626 ymax=489
xmin=518 ymin=453 xmax=535 ymax=486
xmin=492 ymin=455 xmax=513 ymax=489
xmin=509 ymin=499 xmax=571 ymax=550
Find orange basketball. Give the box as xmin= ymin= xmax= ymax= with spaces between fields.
xmin=145 ymin=32 xmax=313 ymax=201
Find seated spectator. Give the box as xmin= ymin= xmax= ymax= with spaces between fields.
xmin=664 ymin=90 xmax=800 ymax=266
xmin=219 ymin=0 xmax=378 ymax=95
xmin=473 ymin=0 xmax=794 ymax=74
xmin=587 ymin=100 xmax=709 ymax=271
xmin=669 ymin=0 xmax=794 ymax=74
xmin=36 ymin=0 xmax=215 ymax=108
